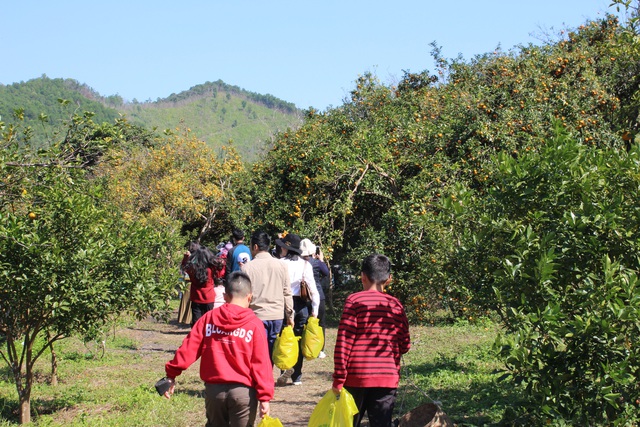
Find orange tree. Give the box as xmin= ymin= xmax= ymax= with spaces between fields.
xmin=452 ymin=126 xmax=640 ymax=425
xmin=419 ymin=14 xmax=639 ymax=317
xmin=247 ymin=74 xmax=428 ymax=270
xmin=95 ymin=126 xmax=247 ymax=246
xmin=0 ymin=112 xmax=177 ymax=424
xmin=246 ymin=13 xmax=640 ymax=323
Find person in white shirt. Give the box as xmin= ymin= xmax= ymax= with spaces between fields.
xmin=274 ymin=233 xmax=319 ymax=386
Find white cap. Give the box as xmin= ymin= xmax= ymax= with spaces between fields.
xmin=237 ymin=252 xmax=250 ymax=264
xmin=300 ymin=238 xmax=316 ymax=257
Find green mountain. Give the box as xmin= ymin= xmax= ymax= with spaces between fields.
xmin=0 ymin=76 xmax=302 ymax=162
xmin=122 ymin=80 xmax=302 ymax=161
xmin=0 ymin=75 xmax=121 ymax=133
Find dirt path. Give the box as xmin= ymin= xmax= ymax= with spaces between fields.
xmin=131 ymin=313 xmax=339 ymax=426
xmin=269 ymin=338 xmax=337 ymax=426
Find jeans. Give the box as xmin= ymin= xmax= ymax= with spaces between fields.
xmin=262 ymin=319 xmax=284 ymax=364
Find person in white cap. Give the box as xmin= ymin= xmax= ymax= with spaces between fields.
xmin=300 ymin=238 xmax=330 ymax=358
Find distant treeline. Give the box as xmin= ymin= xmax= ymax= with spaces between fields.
xmin=160 ymin=80 xmax=298 ymax=114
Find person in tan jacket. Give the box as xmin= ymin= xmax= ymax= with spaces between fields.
xmin=241 ymin=230 xmax=294 ymax=361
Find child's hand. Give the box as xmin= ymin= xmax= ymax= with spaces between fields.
xmin=163 ymin=378 xmax=175 ymax=399
xmin=331 ymin=386 xmax=341 ymax=396
xmin=260 ymin=401 xmax=270 ymax=417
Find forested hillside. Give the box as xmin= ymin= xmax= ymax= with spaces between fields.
xmin=122 ymin=81 xmax=302 ymax=161
xmin=0 ymin=76 xmax=301 ymax=161
xmin=0 ymin=76 xmax=120 ymax=143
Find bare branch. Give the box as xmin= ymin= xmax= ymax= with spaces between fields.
xmin=367 ymin=162 xmax=399 ymax=196
xmin=351 ymin=163 xmax=369 ymax=197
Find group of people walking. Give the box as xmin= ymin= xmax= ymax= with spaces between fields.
xmin=178 ymin=230 xmax=254 ymax=326
xmin=163 ymin=229 xmax=410 ymax=427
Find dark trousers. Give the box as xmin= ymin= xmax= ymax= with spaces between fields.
xmin=262 ymin=319 xmax=284 ymax=364
xmin=204 ymin=382 xmax=257 ymax=427
xmin=317 ymin=298 xmax=326 ymax=350
xmin=191 ymin=302 xmax=214 ymax=326
xmin=291 ymin=296 xmax=309 ymax=382
xmin=345 ymin=386 xmax=397 ymax=427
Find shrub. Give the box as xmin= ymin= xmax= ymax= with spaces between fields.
xmin=462 ymin=126 xmax=640 ymax=425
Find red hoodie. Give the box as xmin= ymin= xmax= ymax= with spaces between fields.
xmin=165 ymin=303 xmax=274 ymax=402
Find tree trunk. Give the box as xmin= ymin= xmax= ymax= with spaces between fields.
xmin=50 ymin=341 xmax=58 ymax=387
xmin=46 ymin=331 xmax=58 ymax=386
xmin=19 ymin=394 xmax=31 ymax=424
xmin=326 ymin=261 xmax=335 ymax=315
xmin=20 ymin=336 xmax=34 ymax=424
xmin=6 ymin=332 xmax=32 ymax=424
xmin=327 ymin=287 xmax=335 ymax=315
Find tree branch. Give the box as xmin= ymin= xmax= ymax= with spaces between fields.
xmin=366 ymin=161 xmax=399 ymax=196
xmin=33 ymin=331 xmax=66 ymax=363
xmin=350 ymin=163 xmax=369 ymax=197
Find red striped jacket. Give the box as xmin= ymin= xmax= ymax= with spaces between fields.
xmin=332 ymin=290 xmax=410 ymax=389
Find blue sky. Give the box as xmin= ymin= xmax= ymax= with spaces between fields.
xmin=2 ymin=1 xmax=620 ymax=111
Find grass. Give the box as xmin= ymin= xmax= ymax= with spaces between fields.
xmin=0 ymin=302 xmax=523 ymax=426
xmin=397 ymin=319 xmax=525 ymax=426
xmin=0 ymin=306 xmax=205 ymax=427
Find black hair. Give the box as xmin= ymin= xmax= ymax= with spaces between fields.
xmin=250 ymin=230 xmax=271 ymax=252
xmin=226 ymin=271 xmax=252 ymax=298
xmin=186 ymin=241 xmax=201 ymax=252
xmin=187 ymin=246 xmax=217 ymax=284
xmin=232 ymin=228 xmax=245 ymax=241
xmin=284 ymin=251 xmax=299 ymax=261
xmin=361 ymin=254 xmax=392 ymax=285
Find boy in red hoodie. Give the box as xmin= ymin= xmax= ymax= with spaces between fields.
xmin=163 ymin=271 xmax=274 ymax=426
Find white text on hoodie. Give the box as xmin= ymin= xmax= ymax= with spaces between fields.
xmin=205 ymin=324 xmax=254 ymax=343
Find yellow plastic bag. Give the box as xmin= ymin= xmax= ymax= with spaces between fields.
xmin=272 ymin=325 xmax=300 ymax=370
xmin=301 ymin=317 xmax=324 ymax=360
xmin=258 ymin=415 xmax=284 ymax=427
xmin=308 ymin=389 xmax=358 ymax=427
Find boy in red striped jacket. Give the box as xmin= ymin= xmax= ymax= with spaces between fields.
xmin=332 ymin=254 xmax=411 ymax=427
